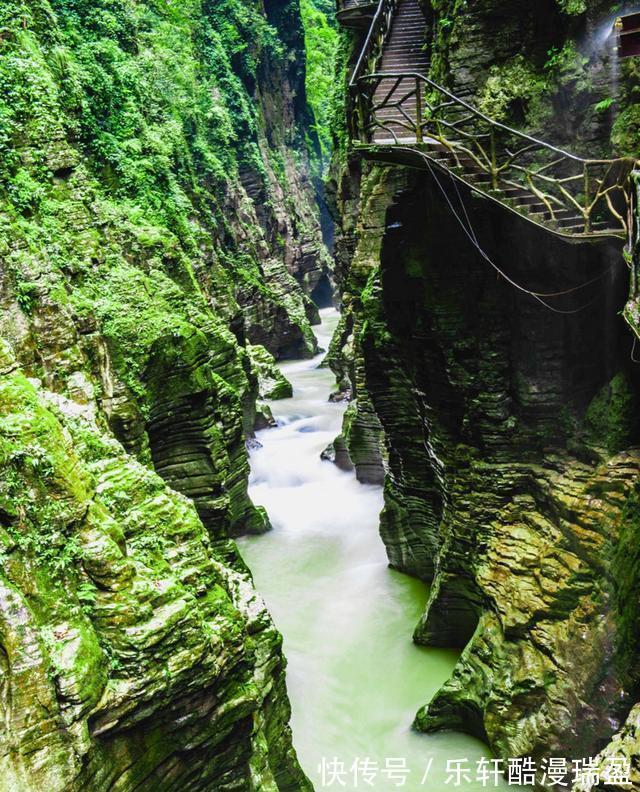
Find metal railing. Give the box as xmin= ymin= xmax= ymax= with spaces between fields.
xmin=347 ymin=0 xmax=636 ymax=241
xmin=349 ymin=0 xmax=396 ymax=86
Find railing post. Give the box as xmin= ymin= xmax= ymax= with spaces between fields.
xmin=415 ymin=78 xmax=423 ymax=144
xmin=349 ymin=84 xmax=364 ymax=144
xmin=490 ymin=128 xmax=498 ymax=190
xmin=633 ymin=172 xmax=639 ymax=295
xmin=358 ymin=90 xmax=367 ymax=143
xmin=630 ymin=168 xmax=638 ymax=250
xmin=584 ymin=165 xmax=591 ymax=233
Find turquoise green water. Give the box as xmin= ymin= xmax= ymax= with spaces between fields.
xmin=238 ymin=309 xmax=512 ymax=791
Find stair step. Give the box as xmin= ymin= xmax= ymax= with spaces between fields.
xmin=384 ymin=42 xmax=427 ymax=49
xmin=386 ymin=36 xmax=425 ymax=43
xmin=381 ymin=53 xmax=428 ymax=60
xmin=381 ymin=53 xmax=429 ymax=59
xmin=501 ymin=188 xmax=529 ymax=199
xmin=380 ymin=57 xmax=429 ymax=63
xmin=372 ymin=114 xmax=415 ymax=119
xmin=558 ymin=221 xmax=613 ymax=233
xmin=382 ymin=46 xmax=428 ymax=52
xmin=384 ymin=43 xmax=426 ymax=49
xmin=557 ymin=217 xmax=587 ymax=227
xmin=528 ymin=207 xmax=575 ymax=219
xmin=358 ymin=0 xmax=626 ymax=239
xmin=379 ymin=63 xmax=429 ymax=70
xmin=509 ymin=195 xmax=541 ymax=206
xmin=379 ymin=66 xmax=429 ymax=72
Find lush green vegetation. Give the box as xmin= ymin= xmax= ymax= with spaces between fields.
xmin=300 ymin=0 xmax=339 ymax=166
xmin=0 ymin=4 xmax=327 ymax=784
xmin=0 ymin=0 xmax=292 ymax=250
xmin=0 ymin=0 xmax=324 ymax=413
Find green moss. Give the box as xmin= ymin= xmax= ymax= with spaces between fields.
xmin=612 ymin=487 xmax=640 ymax=687
xmin=612 ymin=105 xmax=640 ymax=157
xmin=556 ymin=0 xmax=586 ymax=14
xmin=0 ymin=0 xmax=320 ymax=397
xmin=479 ymin=55 xmax=548 ymax=123
xmin=247 ymin=344 xmax=292 ymax=400
xmin=584 ymin=373 xmax=638 ymax=454
xmin=0 ymin=351 xmax=295 ymax=785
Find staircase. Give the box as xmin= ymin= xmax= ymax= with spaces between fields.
xmin=344 ymin=0 xmax=636 ymax=242
xmin=372 ymin=0 xmax=429 ymax=138
xmin=379 ymin=0 xmax=428 ymax=74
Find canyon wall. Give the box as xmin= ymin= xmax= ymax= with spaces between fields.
xmin=330 ymin=0 xmax=640 ymax=786
xmin=0 ymin=0 xmax=325 ymax=787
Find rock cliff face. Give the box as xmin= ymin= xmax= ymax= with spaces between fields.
xmin=0 ymin=344 xmax=310 ymax=791
xmin=330 ymin=0 xmax=640 ymax=785
xmin=0 ymin=0 xmax=325 ymax=787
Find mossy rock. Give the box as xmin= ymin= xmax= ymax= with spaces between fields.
xmin=247 ymin=344 xmax=293 ymax=400
xmin=612 ymin=105 xmax=640 ymax=157
xmin=585 ymin=373 xmax=639 ymax=454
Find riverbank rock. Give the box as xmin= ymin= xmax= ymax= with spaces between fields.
xmin=0 ymin=0 xmax=326 ymax=785
xmin=330 ymin=108 xmax=640 ymax=791
xmin=0 ymin=357 xmax=311 ymax=790
xmin=248 ymin=345 xmax=294 ymax=401
xmin=321 ymin=434 xmax=355 ymax=471
xmin=329 ymin=0 xmax=640 ymax=781
xmin=255 ymin=402 xmax=278 ymax=431
xmin=571 ymin=704 xmax=640 ymax=791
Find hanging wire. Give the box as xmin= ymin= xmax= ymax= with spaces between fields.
xmin=394 ymin=148 xmax=618 ymax=315
xmin=445 ymin=166 xmax=616 ymax=297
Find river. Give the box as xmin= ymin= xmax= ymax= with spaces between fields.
xmin=238 ymin=308 xmax=512 ymax=791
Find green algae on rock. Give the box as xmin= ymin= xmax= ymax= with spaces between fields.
xmin=247 ymin=344 xmax=294 ymax=401
xmin=328 ymin=0 xmax=640 ymax=782
xmin=332 ymin=158 xmax=640 ymax=779
xmin=0 ymin=349 xmax=311 ymax=790
xmin=0 ymin=0 xmax=330 ymax=786
xmin=0 ymin=0 xmax=330 ymax=543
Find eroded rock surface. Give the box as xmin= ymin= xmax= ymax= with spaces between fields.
xmin=330 ymin=164 xmax=640 ymax=785
xmin=0 ymin=0 xmax=328 ymax=786
xmin=0 ymin=351 xmax=311 ymax=791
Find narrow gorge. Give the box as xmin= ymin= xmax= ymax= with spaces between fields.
xmin=0 ymin=0 xmax=639 ymax=790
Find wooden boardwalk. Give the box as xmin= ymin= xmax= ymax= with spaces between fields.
xmin=344 ymin=0 xmax=636 ymax=242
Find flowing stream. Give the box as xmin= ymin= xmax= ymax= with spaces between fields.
xmin=238 ymin=308 xmax=512 ymax=791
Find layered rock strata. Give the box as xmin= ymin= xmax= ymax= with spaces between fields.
xmin=0 ymin=0 xmax=328 ymax=786
xmin=330 ymin=160 xmax=640 ymax=784
xmin=0 ymin=342 xmax=312 ymax=791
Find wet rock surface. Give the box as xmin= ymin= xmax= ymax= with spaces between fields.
xmin=331 ymin=162 xmax=640 ymax=783
xmin=0 ymin=0 xmax=326 ymax=786
xmin=329 ymin=0 xmax=640 ymax=782
xmin=0 ymin=357 xmax=311 ymax=791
